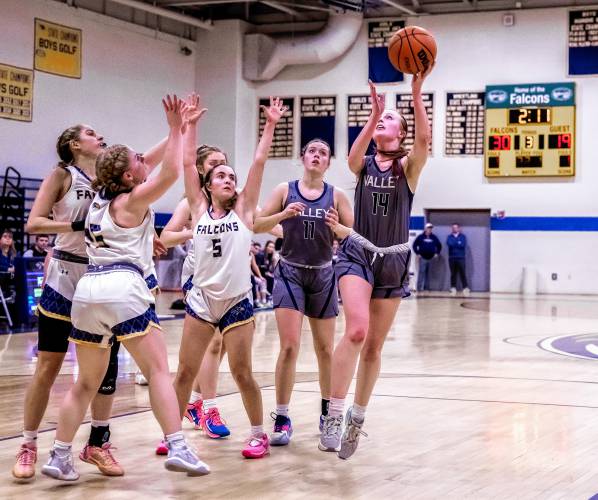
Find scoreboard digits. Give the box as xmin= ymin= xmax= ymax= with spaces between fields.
xmin=484 ymin=83 xmax=575 ymax=177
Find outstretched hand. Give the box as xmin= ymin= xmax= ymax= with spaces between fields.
xmin=162 ymin=94 xmax=185 ymax=130
xmin=183 ymin=92 xmax=208 ymax=126
xmin=261 ymin=96 xmax=288 ymax=124
xmin=368 ymin=79 xmax=385 ymax=119
xmin=325 ymin=207 xmax=351 ymax=239
xmin=412 ymin=62 xmax=434 ymax=94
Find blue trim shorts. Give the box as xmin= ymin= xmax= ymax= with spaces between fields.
xmin=272 ymin=260 xmax=338 ymax=319
xmin=70 ymin=267 xmax=160 ymax=348
xmin=185 ymin=286 xmax=254 ymax=334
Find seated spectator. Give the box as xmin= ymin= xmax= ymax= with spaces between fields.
xmin=0 ymin=229 xmax=17 ymax=273
xmin=23 ymin=234 xmax=50 ymax=257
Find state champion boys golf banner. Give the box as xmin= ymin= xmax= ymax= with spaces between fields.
xmin=368 ymin=21 xmax=404 ymax=84
xmin=34 ymin=18 xmax=82 ymax=78
xmin=0 ymin=63 xmax=34 ymax=122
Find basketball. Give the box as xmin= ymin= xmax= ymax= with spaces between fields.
xmin=388 ymin=26 xmax=437 ymax=74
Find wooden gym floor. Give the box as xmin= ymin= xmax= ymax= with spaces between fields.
xmin=2 ymin=292 xmax=598 ymax=499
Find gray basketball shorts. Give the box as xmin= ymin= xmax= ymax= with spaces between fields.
xmin=272 ymin=260 xmax=338 ymax=319
xmin=335 ymin=237 xmax=411 ymax=299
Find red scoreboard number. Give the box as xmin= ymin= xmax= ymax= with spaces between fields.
xmin=488 ymin=133 xmax=571 ymax=151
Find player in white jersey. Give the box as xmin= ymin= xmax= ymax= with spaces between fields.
xmin=160 ymin=146 xmax=232 ymax=443
xmin=13 ymin=124 xmax=128 ymax=480
xmin=41 ymin=95 xmax=209 ymax=482
xmin=172 ymin=95 xmax=287 ymax=459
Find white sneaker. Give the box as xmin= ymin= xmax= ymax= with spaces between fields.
xmin=450 ymin=287 xmax=457 ymax=296
xmin=135 ymin=371 xmax=148 ymax=386
xmin=463 ymin=288 xmax=470 ymax=296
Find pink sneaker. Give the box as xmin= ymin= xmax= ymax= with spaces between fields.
xmin=184 ymin=400 xmax=203 ymax=430
xmin=241 ymin=433 xmax=269 ymax=459
xmin=155 ymin=440 xmax=168 ymax=456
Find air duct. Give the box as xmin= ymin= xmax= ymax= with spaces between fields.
xmin=243 ymin=12 xmax=362 ymax=81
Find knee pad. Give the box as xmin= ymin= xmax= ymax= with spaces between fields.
xmin=98 ymin=340 xmax=121 ymax=395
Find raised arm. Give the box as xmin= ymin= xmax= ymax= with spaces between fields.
xmin=253 ymin=183 xmax=305 ymax=234
xmin=161 ymin=197 xmax=193 ymax=248
xmin=237 ymin=97 xmax=287 ymax=225
xmin=182 ymin=93 xmax=209 ymax=221
xmin=26 ymin=167 xmax=80 ymax=234
xmin=348 ymin=81 xmax=385 ymax=175
xmin=405 ymin=64 xmax=434 ymax=191
xmin=122 ymin=95 xmax=184 ymax=218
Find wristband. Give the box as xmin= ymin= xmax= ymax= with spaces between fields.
xmin=71 ymin=220 xmax=85 ymax=232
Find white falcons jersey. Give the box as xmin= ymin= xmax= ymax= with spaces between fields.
xmin=53 ymin=166 xmax=95 ymax=257
xmin=192 ymin=209 xmax=252 ymax=300
xmin=85 ymin=192 xmax=155 ymax=277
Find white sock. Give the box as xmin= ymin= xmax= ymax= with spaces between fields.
xmin=53 ymin=440 xmax=72 ymax=457
xmin=23 ymin=430 xmax=38 ymax=446
xmin=275 ymin=404 xmax=289 ymax=417
xmin=329 ymin=397 xmax=345 ymax=418
xmin=189 ymin=391 xmax=202 ymax=404
xmin=351 ymin=403 xmax=366 ymax=422
xmin=165 ymin=430 xmax=185 ymax=445
xmin=203 ymin=399 xmax=217 ymax=413
xmin=91 ymin=419 xmax=110 ymax=428
xmin=250 ymin=425 xmax=264 ymax=437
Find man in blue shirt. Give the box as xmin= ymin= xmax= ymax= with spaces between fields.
xmin=413 ymin=223 xmax=441 ymax=293
xmin=446 ymin=223 xmax=469 ymax=296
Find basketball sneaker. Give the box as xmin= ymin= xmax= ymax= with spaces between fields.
xmin=79 ymin=442 xmax=124 ymax=476
xmin=318 ymin=414 xmax=343 ymax=452
xmin=164 ymin=439 xmax=210 ymax=476
xmin=135 ymin=370 xmax=148 ymax=386
xmin=155 ymin=439 xmax=168 ymax=455
xmin=12 ymin=443 xmax=37 ymax=480
xmin=200 ymin=407 xmax=230 ymax=438
xmin=184 ymin=400 xmax=203 ymax=430
xmin=450 ymin=287 xmax=457 ymax=296
xmin=270 ymin=413 xmax=292 ymax=446
xmin=338 ymin=407 xmax=368 ymax=460
xmin=463 ymin=288 xmax=471 ymax=296
xmin=241 ymin=433 xmax=269 ymax=459
xmin=41 ymin=448 xmax=79 ymax=481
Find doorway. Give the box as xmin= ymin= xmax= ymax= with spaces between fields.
xmin=423 ymin=209 xmax=491 ymax=292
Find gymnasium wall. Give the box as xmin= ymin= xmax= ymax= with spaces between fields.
xmin=0 ymin=0 xmax=195 ymax=211
xmin=203 ymin=10 xmax=598 ymax=294
xmin=1 ymin=2 xmax=597 ymax=293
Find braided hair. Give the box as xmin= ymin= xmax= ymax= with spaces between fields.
xmin=92 ymin=144 xmax=130 ymax=195
xmin=55 ymin=124 xmax=84 ymax=169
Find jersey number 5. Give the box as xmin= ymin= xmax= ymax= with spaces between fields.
xmin=211 ymin=238 xmax=222 ymax=257
xmin=372 ymin=192 xmax=390 ymax=216
xmin=85 ymin=224 xmax=109 ymax=248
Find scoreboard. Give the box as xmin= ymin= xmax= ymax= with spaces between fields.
xmin=484 ymin=82 xmax=575 ymax=177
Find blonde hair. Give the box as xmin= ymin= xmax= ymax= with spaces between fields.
xmin=196 ymin=144 xmax=227 ymax=187
xmin=92 ymin=144 xmax=130 ymax=193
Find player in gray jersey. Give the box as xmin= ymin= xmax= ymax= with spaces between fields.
xmin=254 ymin=139 xmax=353 ymax=447
xmin=321 ymin=68 xmax=434 ymax=459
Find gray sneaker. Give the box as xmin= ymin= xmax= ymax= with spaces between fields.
xmin=41 ymin=448 xmax=79 ymax=481
xmin=318 ymin=414 xmax=343 ymax=452
xmin=165 ymin=439 xmax=210 ymax=476
xmin=338 ymin=407 xmax=368 ymax=460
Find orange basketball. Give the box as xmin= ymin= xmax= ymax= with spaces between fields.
xmin=388 ymin=26 xmax=437 ymax=74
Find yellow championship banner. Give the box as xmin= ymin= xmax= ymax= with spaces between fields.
xmin=0 ymin=63 xmax=34 ymax=122
xmin=34 ymin=18 xmax=81 ymax=78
